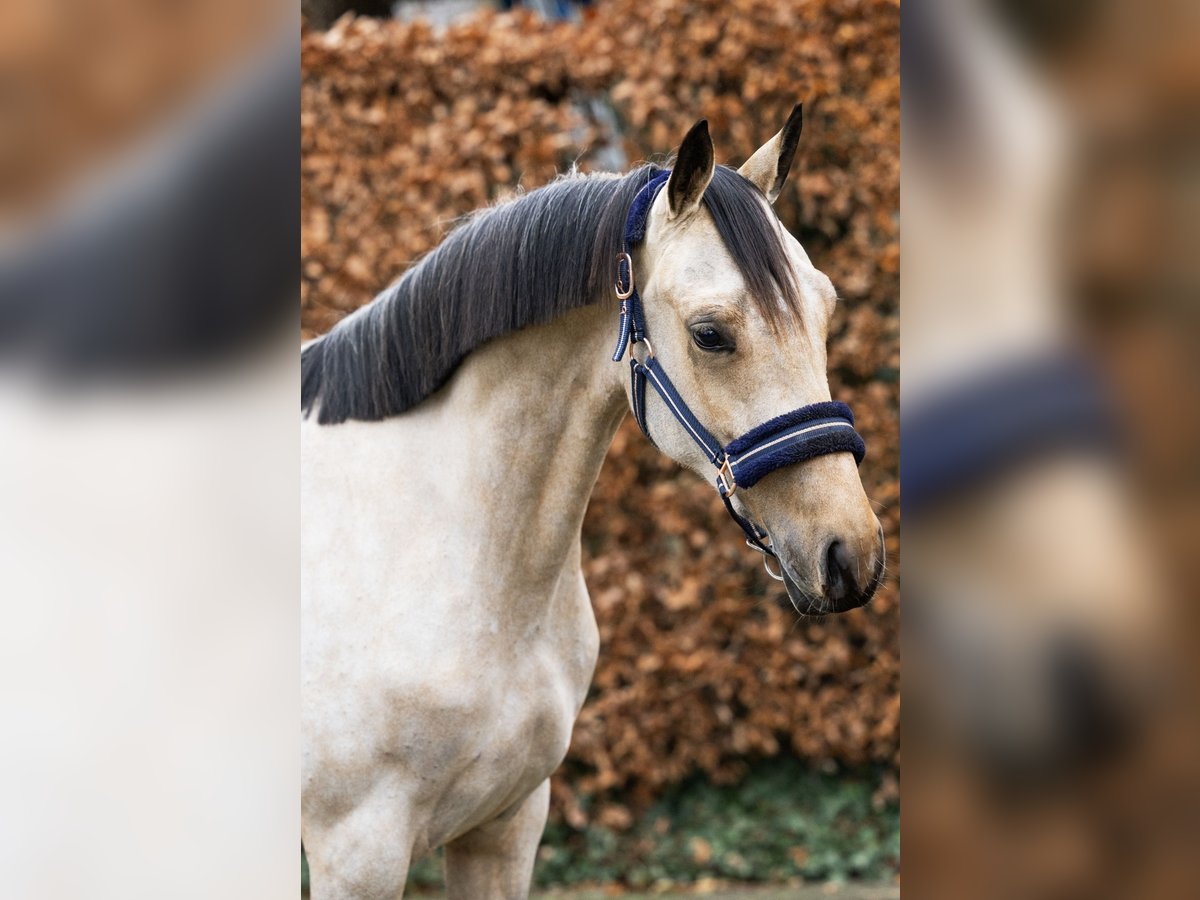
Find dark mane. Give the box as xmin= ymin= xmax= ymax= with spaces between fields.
xmin=302 ymin=164 xmax=801 ymax=424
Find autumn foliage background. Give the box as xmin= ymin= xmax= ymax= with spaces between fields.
xmin=301 ymin=0 xmax=899 ymax=831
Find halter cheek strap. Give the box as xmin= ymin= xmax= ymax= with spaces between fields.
xmin=611 ymin=171 xmax=866 ymax=565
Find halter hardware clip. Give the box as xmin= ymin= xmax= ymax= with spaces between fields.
xmin=717 ymin=457 xmax=737 ymax=496
xmin=633 ymin=335 xmax=655 ymax=360
xmin=614 ymin=252 xmax=635 ymax=299
xmin=744 ymin=535 xmax=786 ymax=581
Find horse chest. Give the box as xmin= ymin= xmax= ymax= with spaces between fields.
xmin=472 ymin=658 xmax=576 ymax=777
xmin=377 ymin=585 xmax=598 ymax=843
xmin=392 ymin=639 xmax=584 ymax=848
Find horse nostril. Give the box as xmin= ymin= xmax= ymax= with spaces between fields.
xmin=824 ymin=538 xmax=855 ymax=600
xmin=1049 ymin=633 xmax=1131 ymax=762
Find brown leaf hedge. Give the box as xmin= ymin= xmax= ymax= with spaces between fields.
xmin=301 ymin=0 xmax=899 ymax=827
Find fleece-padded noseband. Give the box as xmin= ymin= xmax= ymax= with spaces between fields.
xmin=611 ymin=172 xmax=866 ymax=563
xmin=901 ymin=354 xmax=1119 ymax=514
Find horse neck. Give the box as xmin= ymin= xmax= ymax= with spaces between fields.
xmin=440 ymin=301 xmax=626 ymax=594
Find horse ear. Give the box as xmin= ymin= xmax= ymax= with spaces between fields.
xmin=738 ymin=103 xmax=803 ymax=204
xmin=667 ymin=119 xmax=715 ymax=220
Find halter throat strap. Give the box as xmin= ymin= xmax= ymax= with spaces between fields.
xmin=610 ymin=171 xmax=866 ymax=564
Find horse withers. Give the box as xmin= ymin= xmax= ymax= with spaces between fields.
xmin=301 ymin=109 xmax=883 ymax=899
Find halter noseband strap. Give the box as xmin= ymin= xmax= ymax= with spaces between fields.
xmin=611 ymin=170 xmax=866 ymax=566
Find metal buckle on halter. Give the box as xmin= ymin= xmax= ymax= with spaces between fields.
xmin=614 ymin=252 xmax=634 ymax=299
xmin=717 ymin=457 xmax=737 ymax=496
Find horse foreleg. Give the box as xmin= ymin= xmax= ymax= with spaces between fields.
xmin=443 ymin=779 xmax=550 ymax=900
xmin=303 ymin=798 xmax=413 ymax=900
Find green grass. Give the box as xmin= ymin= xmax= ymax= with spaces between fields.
xmin=302 ymin=760 xmax=898 ymax=894
xmin=402 ymin=759 xmax=898 ymax=893
xmin=532 ymin=886 xmax=898 ymax=900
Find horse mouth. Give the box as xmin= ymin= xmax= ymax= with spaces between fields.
xmin=776 ymin=543 xmax=885 ymax=617
xmin=778 ymin=570 xmax=827 ymax=616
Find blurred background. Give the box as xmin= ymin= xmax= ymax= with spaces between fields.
xmin=301 ymin=0 xmax=898 ymax=896
xmin=0 ymin=2 xmax=298 ymax=899
xmin=902 ymin=0 xmax=1200 ymax=897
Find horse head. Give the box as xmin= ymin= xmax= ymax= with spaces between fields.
xmin=626 ymin=112 xmax=884 ymax=615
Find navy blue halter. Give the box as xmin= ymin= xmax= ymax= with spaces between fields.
xmin=611 ymin=171 xmax=866 ymax=563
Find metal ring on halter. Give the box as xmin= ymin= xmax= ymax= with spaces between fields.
xmin=633 ymin=336 xmax=655 ymax=360
xmin=744 ymin=537 xmax=785 ymax=581
xmin=762 ymin=553 xmax=786 ymax=582
xmin=614 ymin=252 xmax=635 ymax=299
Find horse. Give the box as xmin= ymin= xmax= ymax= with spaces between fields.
xmin=300 ymin=109 xmax=884 ymax=899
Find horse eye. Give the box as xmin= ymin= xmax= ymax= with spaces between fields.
xmin=692 ymin=325 xmax=730 ymax=352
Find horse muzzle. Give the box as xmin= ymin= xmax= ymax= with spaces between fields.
xmin=776 ymin=525 xmax=886 ymax=616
